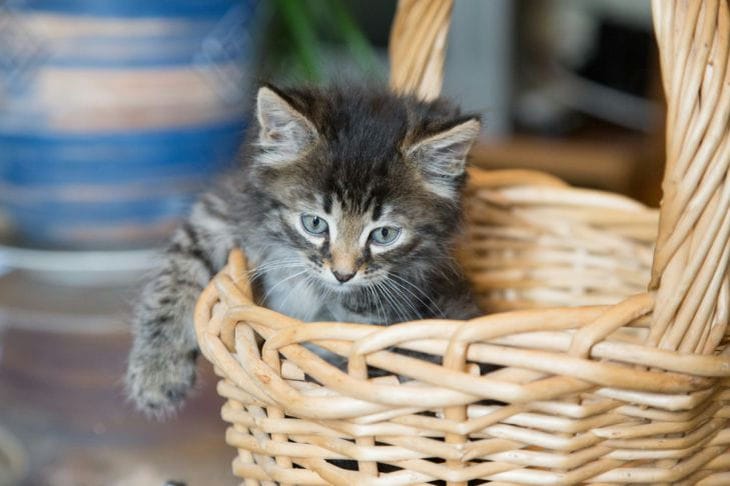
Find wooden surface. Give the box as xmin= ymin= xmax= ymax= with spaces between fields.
xmin=0 ymin=272 xmax=236 ymax=486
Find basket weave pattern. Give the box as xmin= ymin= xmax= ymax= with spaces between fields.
xmin=460 ymin=170 xmax=657 ymax=313
xmin=194 ymin=1 xmax=730 ymax=484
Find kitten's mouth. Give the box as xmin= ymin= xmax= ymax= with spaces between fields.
xmin=306 ymin=265 xmax=375 ymax=294
xmin=317 ymin=272 xmax=367 ymax=293
xmin=314 ymin=267 xmax=361 ymax=290
xmin=322 ymin=279 xmax=358 ymax=292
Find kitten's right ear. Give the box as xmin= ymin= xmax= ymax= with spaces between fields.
xmin=255 ymin=86 xmax=318 ymax=165
xmin=406 ymin=118 xmax=480 ymax=200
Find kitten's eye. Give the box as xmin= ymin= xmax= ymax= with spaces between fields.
xmin=301 ymin=214 xmax=329 ymax=235
xmin=370 ymin=226 xmax=401 ymax=245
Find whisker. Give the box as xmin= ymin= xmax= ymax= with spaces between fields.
xmin=249 ymin=261 xmax=307 ymax=283
xmin=261 ymin=269 xmax=309 ymax=303
xmin=382 ymin=279 xmax=422 ymax=320
xmin=301 ymin=275 xmax=322 ymax=321
xmin=375 ymin=281 xmax=409 ymax=323
xmin=276 ymin=275 xmax=303 ymax=314
xmin=248 ymin=258 xmax=304 ymax=276
xmin=364 ymin=285 xmax=374 ymax=321
xmin=388 ymin=273 xmax=443 ymax=317
xmin=366 ymin=286 xmax=388 ymax=324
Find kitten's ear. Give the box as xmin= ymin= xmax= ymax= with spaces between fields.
xmin=407 ymin=118 xmax=481 ymax=199
xmin=255 ymin=86 xmax=318 ymax=165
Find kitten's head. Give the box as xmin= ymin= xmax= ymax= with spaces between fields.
xmin=249 ymin=84 xmax=479 ymax=302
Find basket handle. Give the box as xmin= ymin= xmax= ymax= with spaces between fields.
xmin=388 ymin=0 xmax=454 ymax=100
xmin=648 ymin=0 xmax=730 ymax=353
xmin=387 ymin=1 xmax=730 ymax=354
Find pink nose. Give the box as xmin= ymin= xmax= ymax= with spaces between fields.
xmin=332 ymin=270 xmax=355 ymax=283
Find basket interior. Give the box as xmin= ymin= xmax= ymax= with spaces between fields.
xmin=459 ymin=169 xmax=657 ymax=312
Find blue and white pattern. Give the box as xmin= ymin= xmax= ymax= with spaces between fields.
xmin=0 ymin=0 xmax=258 ymax=249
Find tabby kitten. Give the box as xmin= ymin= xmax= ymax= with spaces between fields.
xmin=126 ymin=84 xmax=482 ymax=418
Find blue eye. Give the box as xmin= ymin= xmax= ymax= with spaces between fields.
xmin=301 ymin=214 xmax=328 ymax=235
xmin=370 ymin=226 xmax=401 ymax=245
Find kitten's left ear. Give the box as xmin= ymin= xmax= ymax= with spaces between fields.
xmin=406 ymin=118 xmax=481 ymax=199
xmin=256 ymin=86 xmax=318 ymax=165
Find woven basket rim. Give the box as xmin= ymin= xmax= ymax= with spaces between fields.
xmin=194 ymin=168 xmax=730 ymax=424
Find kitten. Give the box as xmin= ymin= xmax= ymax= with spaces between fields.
xmin=126 ymin=83 xmax=482 ymax=418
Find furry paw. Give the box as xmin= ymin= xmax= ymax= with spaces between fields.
xmin=125 ymin=349 xmax=199 ymax=419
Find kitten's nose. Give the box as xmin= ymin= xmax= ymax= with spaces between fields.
xmin=332 ymin=270 xmax=355 ymax=283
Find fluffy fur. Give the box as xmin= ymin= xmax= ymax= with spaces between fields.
xmin=126 ymin=83 xmax=482 ymax=418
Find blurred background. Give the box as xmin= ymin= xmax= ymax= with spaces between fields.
xmin=0 ymin=0 xmax=662 ymax=484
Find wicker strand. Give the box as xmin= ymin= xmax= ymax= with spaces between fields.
xmin=649 ymin=0 xmax=730 ymax=352
xmin=389 ymin=0 xmax=453 ymax=100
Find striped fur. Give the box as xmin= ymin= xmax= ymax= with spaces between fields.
xmin=126 ymin=83 xmax=482 ymax=418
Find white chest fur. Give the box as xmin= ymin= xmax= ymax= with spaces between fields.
xmin=262 ymin=272 xmax=325 ymax=322
xmin=261 ymin=268 xmax=381 ymax=367
xmin=261 ymin=269 xmax=379 ymax=324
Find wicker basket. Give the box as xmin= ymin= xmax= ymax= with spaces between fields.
xmin=194 ymin=1 xmax=730 ymax=484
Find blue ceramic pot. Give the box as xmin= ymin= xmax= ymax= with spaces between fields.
xmin=0 ymin=0 xmax=257 ymax=249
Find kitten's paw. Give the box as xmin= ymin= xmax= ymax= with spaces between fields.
xmin=125 ymin=349 xmax=198 ymax=420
